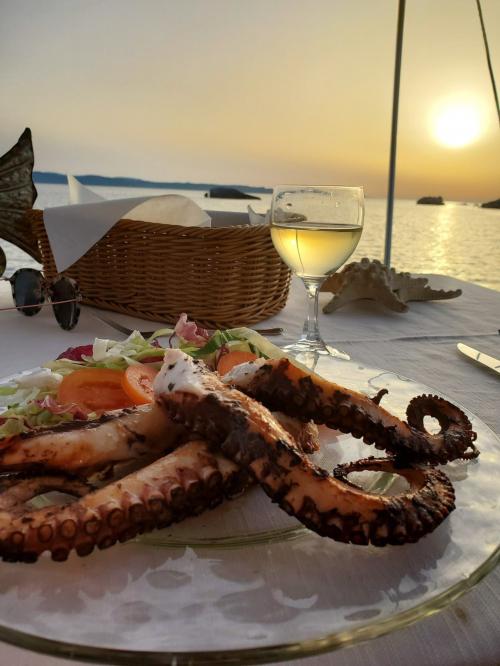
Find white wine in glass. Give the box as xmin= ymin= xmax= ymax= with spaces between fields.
xmin=270 ymin=185 xmax=364 ymax=359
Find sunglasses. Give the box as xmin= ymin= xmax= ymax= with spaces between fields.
xmin=0 ymin=246 xmax=5 ymax=277
xmin=0 ymin=268 xmax=81 ymax=330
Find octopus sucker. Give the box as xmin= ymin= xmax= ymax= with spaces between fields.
xmin=155 ymin=351 xmax=457 ymax=546
xmin=0 ymin=440 xmax=251 ymax=562
xmin=224 ymin=358 xmax=478 ymax=464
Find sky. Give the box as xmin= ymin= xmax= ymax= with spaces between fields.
xmin=1 ymin=0 xmax=499 ymax=201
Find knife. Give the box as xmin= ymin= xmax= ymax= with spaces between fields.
xmin=457 ymin=343 xmax=500 ymax=376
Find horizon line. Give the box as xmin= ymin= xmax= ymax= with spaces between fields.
xmin=32 ymin=171 xmax=272 ymax=193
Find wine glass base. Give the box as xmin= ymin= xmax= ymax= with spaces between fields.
xmin=282 ymin=340 xmax=350 ymax=361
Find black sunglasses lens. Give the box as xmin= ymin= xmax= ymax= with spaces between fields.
xmin=0 ymin=246 xmax=6 ymax=278
xmin=50 ymin=277 xmax=80 ymax=330
xmin=12 ymin=269 xmax=44 ymax=316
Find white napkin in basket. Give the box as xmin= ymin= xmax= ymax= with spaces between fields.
xmin=43 ymin=187 xmax=211 ymax=273
xmin=67 ymin=175 xmax=106 ymax=204
xmin=247 ymin=205 xmax=270 ymax=225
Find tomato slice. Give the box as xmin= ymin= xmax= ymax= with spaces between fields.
xmin=57 ymin=368 xmax=135 ymax=413
xmin=217 ymin=351 xmax=258 ymax=376
xmin=122 ymin=364 xmax=158 ymax=405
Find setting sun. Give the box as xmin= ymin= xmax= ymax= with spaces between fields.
xmin=432 ymin=102 xmax=483 ymax=148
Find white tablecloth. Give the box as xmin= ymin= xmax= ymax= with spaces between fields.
xmin=0 ymin=275 xmax=498 ymax=665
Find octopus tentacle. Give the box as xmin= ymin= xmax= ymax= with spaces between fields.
xmin=371 ymin=388 xmax=389 ymax=405
xmin=0 ymin=404 xmax=185 ymax=476
xmin=406 ymin=394 xmax=478 ymax=461
xmin=155 ymin=351 xmax=456 ymax=546
xmin=0 ymin=402 xmax=317 ymax=480
xmin=0 ymin=440 xmax=251 ymax=563
xmin=332 ymin=457 xmax=455 ymax=545
xmin=224 ymin=358 xmax=478 ymax=464
xmin=271 ymin=412 xmax=319 ymax=454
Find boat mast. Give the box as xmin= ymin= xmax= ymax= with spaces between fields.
xmin=476 ymin=0 xmax=500 ymax=126
xmin=384 ymin=0 xmax=406 ymax=268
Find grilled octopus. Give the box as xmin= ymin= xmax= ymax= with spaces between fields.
xmin=0 ymin=440 xmax=251 ymax=562
xmin=224 ymin=357 xmax=478 ymax=464
xmin=0 ymin=350 xmax=477 ymax=561
xmin=0 ymin=397 xmax=317 ymax=561
xmin=0 ymin=404 xmax=182 ymax=476
xmin=155 ymin=350 xmax=460 ymax=547
xmin=0 ymin=403 xmax=317 ymax=478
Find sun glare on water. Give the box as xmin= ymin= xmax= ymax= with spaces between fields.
xmin=432 ymin=102 xmax=482 ymax=148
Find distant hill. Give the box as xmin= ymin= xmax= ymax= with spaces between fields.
xmin=33 ymin=171 xmax=272 ymax=194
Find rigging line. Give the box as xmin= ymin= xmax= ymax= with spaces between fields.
xmin=476 ymin=0 xmax=500 ymax=125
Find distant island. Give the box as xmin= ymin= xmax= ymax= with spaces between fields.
xmin=415 ymin=195 xmax=500 ymax=208
xmin=33 ymin=171 xmax=271 ymax=195
xmin=417 ymin=196 xmax=444 ymax=205
xmin=481 ymin=198 xmax=500 ymax=209
xmin=205 ymin=187 xmax=260 ymax=200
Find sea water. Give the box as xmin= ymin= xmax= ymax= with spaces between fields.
xmin=3 ymin=184 xmax=499 ymax=291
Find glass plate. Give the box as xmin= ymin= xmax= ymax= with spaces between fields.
xmin=0 ymin=355 xmax=498 ymax=665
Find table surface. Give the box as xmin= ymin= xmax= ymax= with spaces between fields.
xmin=0 ymin=274 xmax=499 ymax=666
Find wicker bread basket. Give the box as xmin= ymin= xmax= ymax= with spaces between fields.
xmin=27 ymin=209 xmax=291 ymax=328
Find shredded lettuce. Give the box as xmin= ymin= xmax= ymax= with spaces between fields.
xmin=176 ymin=327 xmax=286 ymax=368
xmin=0 ymin=402 xmax=75 ymax=436
xmin=85 ymin=330 xmax=166 ymax=368
xmin=0 ymin=377 xmax=68 ymax=441
xmin=45 ymin=330 xmax=168 ymax=375
xmin=224 ymin=328 xmax=287 ymax=361
xmin=0 ymin=325 xmax=281 ymax=442
xmin=183 ymin=329 xmax=248 ymax=360
xmin=0 ymin=386 xmax=41 ymax=410
xmin=43 ymin=358 xmax=88 ymax=377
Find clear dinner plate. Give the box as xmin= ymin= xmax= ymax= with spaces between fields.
xmin=0 ymin=355 xmax=498 ymax=665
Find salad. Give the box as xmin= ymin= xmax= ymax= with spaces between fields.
xmin=0 ymin=314 xmax=285 ymax=443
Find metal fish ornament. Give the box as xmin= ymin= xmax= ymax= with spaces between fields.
xmin=0 ymin=128 xmax=40 ymax=261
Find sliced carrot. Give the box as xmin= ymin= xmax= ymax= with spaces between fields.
xmin=217 ymin=351 xmax=258 ymax=376
xmin=121 ymin=364 xmax=158 ymax=405
xmin=57 ymin=368 xmax=134 ymax=413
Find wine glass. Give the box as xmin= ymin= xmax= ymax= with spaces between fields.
xmin=270 ymin=185 xmax=364 ymax=360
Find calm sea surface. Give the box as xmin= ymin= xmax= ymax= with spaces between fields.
xmin=3 ymin=183 xmax=500 ymax=291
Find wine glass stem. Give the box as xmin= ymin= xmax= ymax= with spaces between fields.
xmin=300 ymin=277 xmax=325 ymax=344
